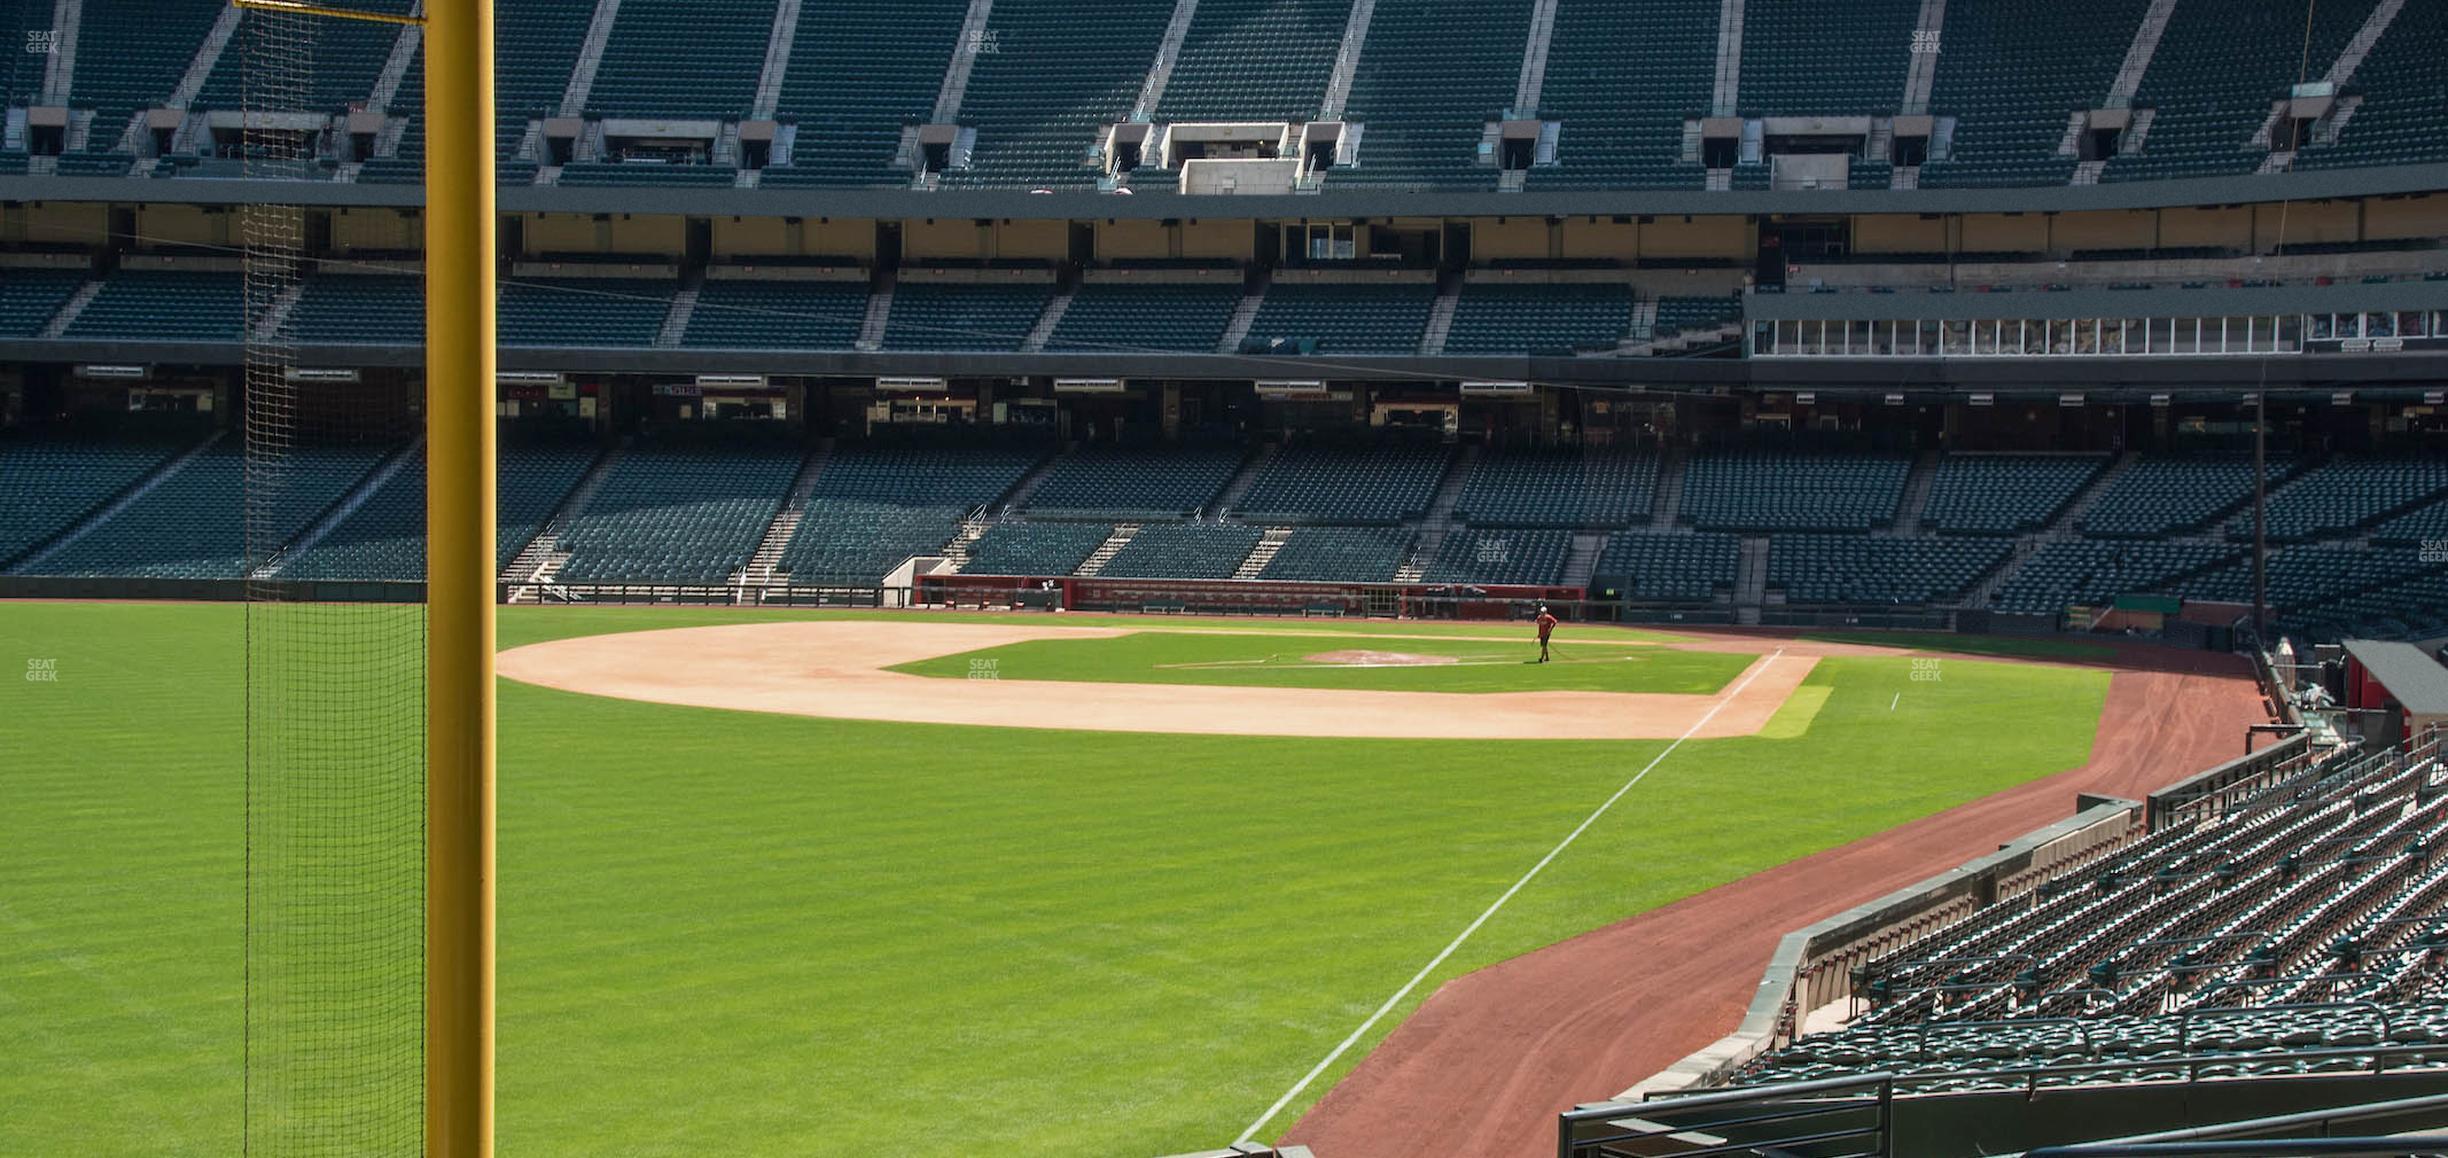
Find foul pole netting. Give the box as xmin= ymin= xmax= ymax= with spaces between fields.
xmin=242 ymin=3 xmax=428 ymax=1153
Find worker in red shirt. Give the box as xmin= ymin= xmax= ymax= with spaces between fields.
xmin=1534 ymin=604 xmax=1559 ymax=664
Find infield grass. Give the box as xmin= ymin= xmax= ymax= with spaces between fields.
xmin=891 ymin=629 xmax=1755 ymax=694
xmin=2 ymin=602 xmax=2111 ymax=1156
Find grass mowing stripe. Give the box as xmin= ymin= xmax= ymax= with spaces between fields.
xmin=1236 ymin=650 xmax=1791 ymax=1145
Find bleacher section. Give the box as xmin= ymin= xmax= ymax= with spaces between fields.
xmin=780 ymin=499 xmax=961 ymax=584
xmin=499 ymin=278 xmax=674 ymax=347
xmin=961 ymin=520 xmax=1114 ymax=576
xmin=1235 ymin=441 xmax=1449 ymax=523
xmin=65 ymin=0 xmax=225 ymax=157
xmin=2082 ymin=456 xmax=2294 ymax=537
xmin=1991 ymin=539 xmax=2241 ymax=617
xmin=1260 ymin=525 xmax=1412 ymax=582
xmin=0 ymin=434 xmax=194 ymax=567
xmin=779 ymin=441 xmax=1045 ymax=584
xmin=1453 ymin=449 xmax=1657 ymax=528
xmin=2174 ymin=543 xmax=2441 ymax=614
xmin=2294 ymin=0 xmax=2448 ymax=173
xmin=1737 ymin=740 xmax=2448 ymax=1096
xmin=557 ymin=161 xmax=741 ymax=187
xmin=938 ymin=0 xmax=1175 ymax=189
xmin=492 ymin=0 xmax=595 ymax=166
xmin=1921 ymin=454 xmax=2107 ymax=534
xmin=1048 ymin=281 xmax=1242 ymax=353
xmin=1023 ymin=444 xmax=1245 ymax=516
xmin=2233 ymin=456 xmax=2448 ymax=542
xmin=1155 ymin=0 xmax=1347 ymax=124
xmin=1738 ymin=0 xmax=1919 ymax=117
xmin=32 ymin=443 xmax=388 ymax=578
xmin=281 ymin=440 xmax=598 ymax=580
xmin=292 ymin=274 xmax=422 ymax=344
xmin=0 ymin=268 xmax=86 ymax=338
xmin=63 ymin=270 xmax=244 ymax=342
xmin=1334 ymin=0 xmax=1527 ymax=188
xmin=682 ymin=279 xmax=868 ymax=349
xmin=195 ymin=0 xmax=415 ymax=118
xmin=881 ymin=281 xmax=1054 ymax=352
xmin=1244 ymin=281 xmax=1435 ymax=354
xmin=555 ymin=442 xmax=799 ymax=584
xmin=2104 ymin=0 xmax=2379 ymax=183
xmin=1768 ymin=535 xmax=2012 ymax=604
xmin=584 ymin=0 xmax=775 ymax=120
xmin=1100 ymin=520 xmax=1263 ymax=579
xmin=1531 ymin=0 xmax=1716 ymax=190
xmin=1680 ymin=452 xmax=1911 ymax=532
xmin=1594 ymin=531 xmax=1741 ymax=602
xmin=1917 ymin=0 xmax=2153 ymax=189
xmin=1424 ymin=527 xmax=1572 ymax=585
xmin=764 ymin=0 xmax=967 ymax=187
xmin=1652 ymin=296 xmax=1743 ymax=339
xmin=1443 ymin=283 xmax=1631 ymax=355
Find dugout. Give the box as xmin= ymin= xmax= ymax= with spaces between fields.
xmin=2340 ymin=638 xmax=2448 ymax=746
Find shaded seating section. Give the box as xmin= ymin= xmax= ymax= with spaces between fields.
xmin=1990 ymin=539 xmax=2238 ymax=616
xmin=1737 ymin=0 xmax=1918 ymax=117
xmin=779 ymin=499 xmax=962 ymax=584
xmin=499 ymin=278 xmax=673 ymax=346
xmin=1048 ymin=282 xmax=1242 ymax=353
xmin=1681 ymin=452 xmax=1910 ymax=532
xmin=584 ymin=0 xmax=775 ymax=119
xmin=961 ymin=520 xmax=1114 ymax=576
xmin=0 ymin=433 xmax=195 ymax=566
xmin=939 ymin=0 xmax=1174 ymax=189
xmin=64 ymin=270 xmax=244 ymax=341
xmin=780 ymin=440 xmax=1048 ymax=583
xmin=555 ymin=441 xmax=799 ymax=584
xmin=1453 ymin=449 xmax=1658 ymax=527
xmin=2103 ymin=0 xmax=2377 ymax=183
xmin=882 ymin=282 xmax=1054 ymax=352
xmin=1259 ymin=525 xmax=1412 ymax=582
xmin=1593 ymin=531 xmax=1741 ymax=601
xmin=1920 ymin=454 xmax=2107 ymax=533
xmin=1653 ymin=295 xmax=1743 ymax=338
xmin=1736 ymin=742 xmax=2448 ymax=1094
xmin=491 ymin=0 xmax=595 ymax=168
xmin=1334 ymin=0 xmax=1526 ymax=189
xmin=1916 ymin=0 xmax=2150 ymax=189
xmin=2293 ymin=0 xmax=2448 ymax=172
xmin=1244 ymin=281 xmax=1435 ymax=354
xmin=2228 ymin=456 xmax=2448 ymax=542
xmin=0 ymin=268 xmax=87 ymax=337
xmin=2172 ymin=543 xmax=2440 ymax=612
xmin=63 ymin=0 xmax=225 ymax=157
xmin=1443 ymin=283 xmax=1631 ymax=355
xmin=2287 ymin=569 xmax=2448 ymax=643
xmin=763 ymin=0 xmax=967 ymax=187
xmin=1023 ymin=444 xmax=1245 ymax=516
xmin=1767 ymin=535 xmax=2011 ymax=604
xmin=1153 ymin=0 xmax=1346 ymax=124
xmin=194 ymin=0 xmax=415 ymax=118
xmin=2081 ymin=456 xmax=2295 ymax=536
xmin=281 ymin=439 xmax=599 ymax=580
xmin=1236 ymin=440 xmax=1451 ymax=522
xmin=1530 ymin=0 xmax=1715 ymax=190
xmin=1101 ymin=521 xmax=1263 ymax=579
xmin=1423 ymin=527 xmax=1572 ymax=585
xmin=683 ymin=279 xmax=869 ymax=349
xmin=34 ymin=442 xmax=389 ymax=578
xmin=291 ymin=274 xmax=423 ymax=344
xmin=2372 ymin=496 xmax=2448 ymax=546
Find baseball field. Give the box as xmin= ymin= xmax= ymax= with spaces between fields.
xmin=3 ymin=601 xmax=2141 ymax=1155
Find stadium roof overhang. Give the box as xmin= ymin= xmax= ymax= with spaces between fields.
xmin=4 ymin=162 xmax=2446 ymax=220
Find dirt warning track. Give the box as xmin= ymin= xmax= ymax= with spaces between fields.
xmin=496 ymin=620 xmax=1833 ymax=740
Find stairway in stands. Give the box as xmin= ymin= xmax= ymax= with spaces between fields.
xmin=1208 ymin=441 xmax=1277 ymax=516
xmin=1232 ymin=528 xmax=1292 ymax=580
xmin=1217 ymin=272 xmax=1270 ymax=353
xmin=1561 ymin=532 xmax=1607 ymax=588
xmin=856 ymin=272 xmax=896 ymax=352
xmin=1886 ymin=450 xmax=1940 ymax=535
xmin=503 ymin=438 xmax=625 ymax=598
xmin=559 ymin=0 xmax=622 ymax=117
xmin=1650 ymin=446 xmax=1689 ymax=529
xmin=734 ymin=439 xmax=830 ymax=587
xmin=1733 ymin=536 xmax=1770 ymax=625
xmin=1074 ymin=524 xmax=1141 ymax=577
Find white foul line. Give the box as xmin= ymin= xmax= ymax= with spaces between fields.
xmin=1236 ymin=647 xmax=1792 ymax=1145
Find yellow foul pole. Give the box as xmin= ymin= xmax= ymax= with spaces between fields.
xmin=424 ymin=0 xmax=495 ymax=1153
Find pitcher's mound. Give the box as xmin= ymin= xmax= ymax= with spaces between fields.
xmin=1304 ymin=649 xmax=1461 ymax=667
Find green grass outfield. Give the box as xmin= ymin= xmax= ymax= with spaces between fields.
xmin=891 ymin=629 xmax=1756 ymax=694
xmin=2 ymin=602 xmax=2110 ymax=1156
